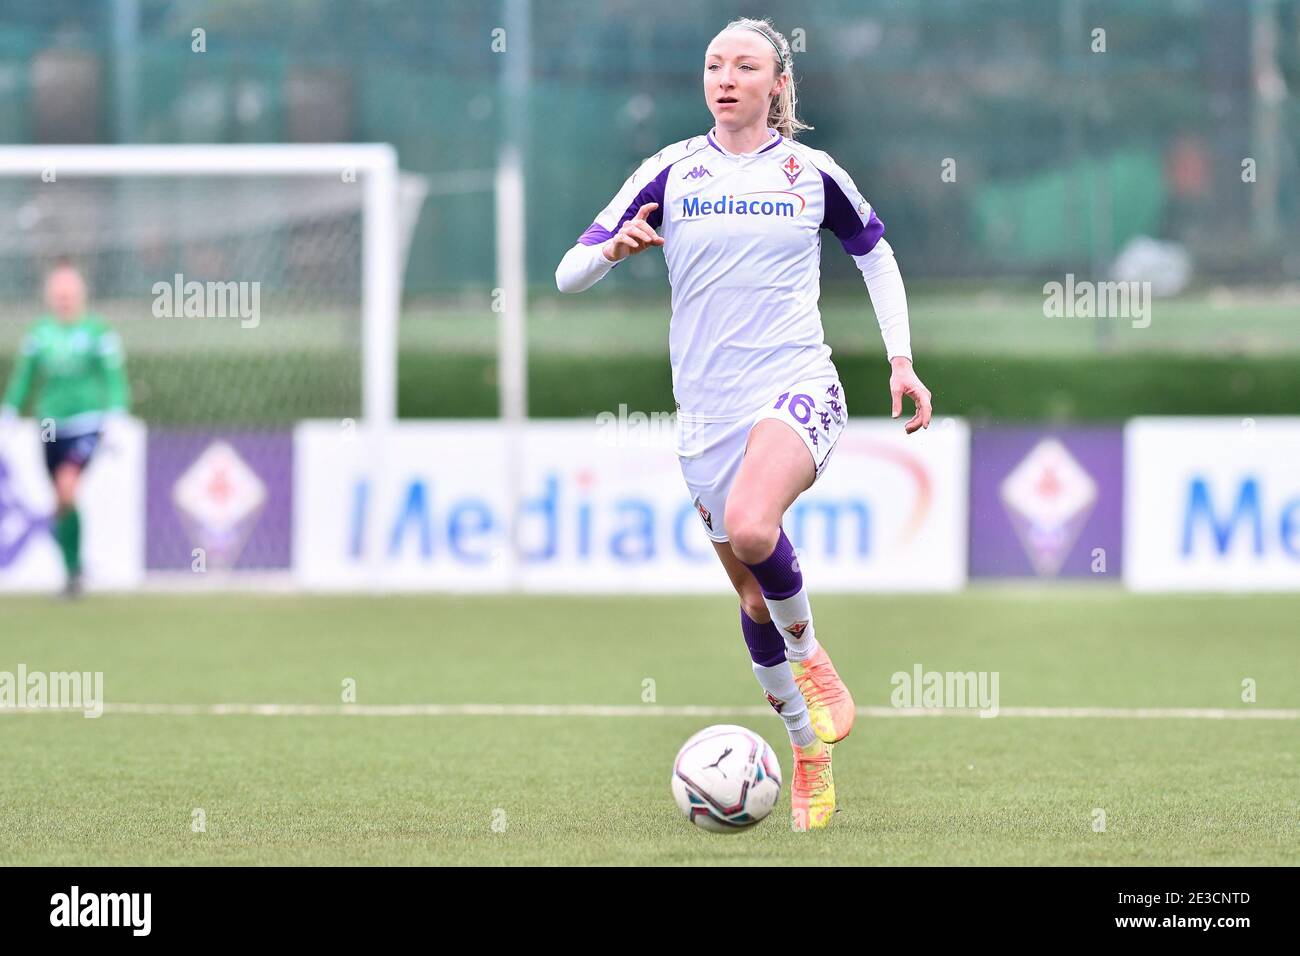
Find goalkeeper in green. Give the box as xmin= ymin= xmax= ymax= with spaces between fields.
xmin=0 ymin=262 xmax=130 ymax=593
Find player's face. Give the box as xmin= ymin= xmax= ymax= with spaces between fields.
xmin=45 ymin=268 xmax=87 ymax=322
xmin=704 ymin=32 xmax=785 ymax=131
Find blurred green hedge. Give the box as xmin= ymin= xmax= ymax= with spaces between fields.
xmin=400 ymin=353 xmax=1300 ymax=425
xmin=2 ymin=353 xmax=1295 ymax=426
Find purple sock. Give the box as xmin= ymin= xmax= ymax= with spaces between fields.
xmin=742 ymin=527 xmax=802 ymax=600
xmin=740 ymin=608 xmax=786 ymax=667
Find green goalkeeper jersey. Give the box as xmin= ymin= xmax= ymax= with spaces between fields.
xmin=1 ymin=314 xmax=130 ymax=434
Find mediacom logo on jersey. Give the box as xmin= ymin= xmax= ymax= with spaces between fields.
xmin=680 ymin=191 xmax=805 ymax=219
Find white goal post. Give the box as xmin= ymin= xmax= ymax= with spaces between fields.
xmin=0 ymin=143 xmax=406 ymax=427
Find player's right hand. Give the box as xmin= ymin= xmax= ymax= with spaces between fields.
xmin=602 ymin=203 xmax=664 ymax=262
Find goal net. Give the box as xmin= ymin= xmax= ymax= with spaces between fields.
xmin=0 ymin=145 xmax=426 ymax=427
xmin=0 ymin=145 xmax=427 ymax=582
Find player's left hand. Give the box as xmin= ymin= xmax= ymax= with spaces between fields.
xmin=889 ymin=357 xmax=932 ymax=434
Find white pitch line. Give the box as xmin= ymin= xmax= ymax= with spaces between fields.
xmin=1 ymin=703 xmax=1297 ymax=719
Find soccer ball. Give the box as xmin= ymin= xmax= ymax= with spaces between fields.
xmin=671 ymin=724 xmax=782 ymax=832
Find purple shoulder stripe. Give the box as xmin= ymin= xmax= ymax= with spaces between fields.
xmin=818 ymin=168 xmax=884 ymax=256
xmin=577 ymin=164 xmax=672 ymax=246
xmin=578 ymin=221 xmax=615 ymax=246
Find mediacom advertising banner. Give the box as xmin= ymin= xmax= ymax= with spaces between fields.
xmin=0 ymin=417 xmax=145 ymax=591
xmin=969 ymin=427 xmax=1123 ymax=579
xmin=293 ymin=418 xmax=968 ymax=592
xmin=1125 ymin=417 xmax=1300 ymax=591
xmin=146 ymin=430 xmax=293 ymax=571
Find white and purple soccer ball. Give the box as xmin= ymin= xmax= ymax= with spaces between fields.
xmin=671 ymin=724 xmax=782 ymax=832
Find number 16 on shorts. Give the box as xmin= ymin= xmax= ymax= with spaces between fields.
xmin=756 ymin=378 xmax=847 ymax=480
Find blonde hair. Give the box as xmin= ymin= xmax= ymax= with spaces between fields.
xmin=718 ymin=17 xmax=812 ymax=140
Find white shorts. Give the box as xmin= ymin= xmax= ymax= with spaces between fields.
xmin=676 ymin=376 xmax=848 ymax=543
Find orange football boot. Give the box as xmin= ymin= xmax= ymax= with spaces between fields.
xmin=789 ymin=645 xmax=856 ymax=743
xmin=790 ymin=739 xmax=836 ymax=831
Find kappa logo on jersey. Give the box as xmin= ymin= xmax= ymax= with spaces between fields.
xmin=693 ymin=495 xmax=713 ymax=531
xmin=681 ymin=165 xmax=712 ymax=180
xmin=785 ymin=620 xmax=810 ymax=641
xmin=765 ymin=692 xmax=785 ymax=714
xmin=781 ymin=153 xmax=802 ymax=185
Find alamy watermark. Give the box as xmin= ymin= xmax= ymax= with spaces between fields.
xmin=152 ymin=273 xmax=260 ymax=328
xmin=595 ymin=403 xmax=683 ymax=447
xmin=890 ymin=663 xmax=1000 ymax=718
xmin=50 ymin=886 xmax=150 ymax=936
xmin=1043 ymin=274 xmax=1151 ymax=329
xmin=0 ymin=664 xmax=104 ymax=718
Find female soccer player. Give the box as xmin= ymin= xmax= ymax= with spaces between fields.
xmin=555 ymin=18 xmax=932 ymax=830
xmin=0 ymin=261 xmax=129 ymax=596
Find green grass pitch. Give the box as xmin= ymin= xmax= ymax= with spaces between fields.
xmin=0 ymin=590 xmax=1296 ymax=866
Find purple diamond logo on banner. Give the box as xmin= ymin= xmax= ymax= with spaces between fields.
xmin=172 ymin=440 xmax=267 ymax=570
xmin=0 ymin=456 xmax=51 ymax=568
xmin=998 ymin=438 xmax=1097 ymax=577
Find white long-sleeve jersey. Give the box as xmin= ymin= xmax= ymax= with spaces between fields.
xmin=556 ymin=128 xmax=912 ymax=422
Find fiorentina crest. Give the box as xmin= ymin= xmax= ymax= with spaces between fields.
xmin=693 ymin=496 xmax=713 ymax=532
xmin=999 ymin=438 xmax=1097 ymax=576
xmin=172 ymin=440 xmax=268 ymax=570
xmin=765 ymin=692 xmax=785 ymax=714
xmin=780 ymin=153 xmax=802 ymax=186
xmin=785 ymin=620 xmax=809 ymax=641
